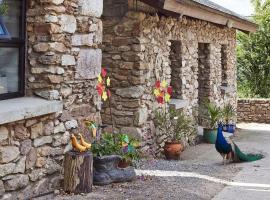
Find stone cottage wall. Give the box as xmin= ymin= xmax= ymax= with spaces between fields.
xmin=238 ymin=99 xmax=270 ymax=123
xmin=0 ymin=0 xmax=103 ymax=199
xmin=102 ymin=9 xmax=237 ymax=154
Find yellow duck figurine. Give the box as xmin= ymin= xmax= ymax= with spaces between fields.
xmin=78 ymin=133 xmax=92 ymax=149
xmin=71 ymin=134 xmax=87 ymax=152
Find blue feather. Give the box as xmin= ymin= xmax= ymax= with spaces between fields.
xmin=215 ymin=125 xmax=232 ymax=155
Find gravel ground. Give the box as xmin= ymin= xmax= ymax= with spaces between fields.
xmin=36 ymin=143 xmax=242 ymax=200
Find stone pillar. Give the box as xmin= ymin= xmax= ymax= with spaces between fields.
xmin=26 ymin=0 xmax=103 ymax=127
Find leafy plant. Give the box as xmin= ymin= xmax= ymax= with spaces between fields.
xmin=91 ymin=133 xmax=120 ymax=157
xmin=201 ymin=101 xmax=222 ymax=129
xmin=0 ymin=1 xmax=8 ymax=16
xmin=222 ymin=104 xmax=236 ymax=124
xmin=117 ymin=134 xmax=140 ymax=164
xmin=91 ymin=132 xmax=140 ymax=164
xmin=154 ymin=108 xmax=196 ymax=143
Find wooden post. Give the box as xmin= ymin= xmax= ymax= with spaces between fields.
xmin=64 ymin=151 xmax=93 ymax=194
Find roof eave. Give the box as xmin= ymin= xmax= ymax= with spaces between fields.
xmin=163 ymin=0 xmax=258 ymax=33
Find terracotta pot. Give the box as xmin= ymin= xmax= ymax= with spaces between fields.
xmin=203 ymin=128 xmax=217 ymax=144
xmin=118 ymin=160 xmax=131 ymax=168
xmin=163 ymin=142 xmax=184 ymax=160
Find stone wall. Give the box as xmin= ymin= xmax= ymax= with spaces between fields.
xmin=238 ymin=99 xmax=270 ymax=123
xmin=0 ymin=0 xmax=103 ymax=199
xmin=102 ymin=3 xmax=237 ymax=155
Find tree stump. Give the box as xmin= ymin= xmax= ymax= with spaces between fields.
xmin=64 ymin=151 xmax=93 ymax=194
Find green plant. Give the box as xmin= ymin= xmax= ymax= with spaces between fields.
xmin=154 ymin=107 xmax=196 ymax=143
xmin=91 ymin=132 xmax=140 ymax=164
xmin=0 ymin=1 xmax=8 ymax=16
xmin=91 ymin=133 xmax=120 ymax=157
xmin=222 ymin=104 xmax=236 ymax=124
xmin=202 ymin=101 xmax=222 ymax=129
xmin=117 ymin=134 xmax=140 ymax=164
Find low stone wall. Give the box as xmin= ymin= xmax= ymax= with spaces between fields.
xmin=237 ymin=99 xmax=270 ymax=123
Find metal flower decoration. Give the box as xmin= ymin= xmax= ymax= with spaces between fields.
xmin=153 ymin=80 xmax=172 ymax=104
xmin=96 ymin=68 xmax=111 ymax=101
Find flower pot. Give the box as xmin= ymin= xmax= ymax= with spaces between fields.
xmin=93 ymin=155 xmax=136 ymax=185
xmin=203 ymin=128 xmax=217 ymax=144
xmin=227 ymin=124 xmax=236 ymax=133
xmin=163 ymin=141 xmax=184 ymax=160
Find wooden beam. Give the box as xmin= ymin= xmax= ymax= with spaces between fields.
xmin=163 ymin=0 xmax=258 ymax=33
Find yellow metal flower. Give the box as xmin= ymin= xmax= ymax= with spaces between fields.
xmin=106 ymin=77 xmax=111 ymax=86
xmin=98 ymin=74 xmax=103 ymax=83
xmin=102 ymin=91 xmax=108 ymax=101
xmin=161 ymin=80 xmax=167 ymax=88
xmin=154 ymin=88 xmax=160 ymax=97
xmin=165 ymin=93 xmax=171 ymax=103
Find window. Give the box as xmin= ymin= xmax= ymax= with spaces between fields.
xmin=221 ymin=45 xmax=228 ymax=87
xmin=169 ymin=40 xmax=183 ymax=99
xmin=0 ymin=0 xmax=25 ymax=100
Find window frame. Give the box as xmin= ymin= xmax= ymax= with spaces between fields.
xmin=0 ymin=0 xmax=26 ymax=100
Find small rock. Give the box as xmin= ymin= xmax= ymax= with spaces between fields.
xmin=54 ymin=123 xmax=66 ymax=134
xmin=65 ymin=120 xmax=78 ymax=130
xmin=0 ymin=163 xmax=15 ymax=177
xmin=14 ymin=125 xmax=30 ymax=140
xmin=4 ymin=174 xmax=29 ymax=191
xmin=53 ymin=132 xmax=70 ymax=147
xmin=33 ymin=136 xmax=53 ymax=147
xmin=36 ymin=157 xmax=46 ymax=168
xmin=0 ymin=126 xmax=9 ymax=143
xmin=26 ymin=148 xmax=37 ymax=170
xmin=20 ymin=139 xmax=32 ymax=155
xmin=31 ymin=122 xmax=43 ymax=139
xmin=0 ymin=146 xmax=20 ymax=164
xmin=28 ymin=169 xmax=45 ymax=182
xmin=44 ymin=121 xmax=54 ymax=136
xmin=13 ymin=156 xmax=26 ymax=174
xmin=25 ymin=119 xmax=38 ymax=127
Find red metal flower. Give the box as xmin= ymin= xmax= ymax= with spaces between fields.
xmin=101 ymin=68 xmax=107 ymax=78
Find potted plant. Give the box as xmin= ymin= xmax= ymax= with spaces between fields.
xmin=154 ymin=107 xmax=196 ymax=160
xmin=222 ymin=103 xmax=236 ymax=133
xmin=117 ymin=134 xmax=140 ymax=168
xmin=202 ymin=101 xmax=222 ymax=144
xmin=88 ymin=131 xmax=138 ymax=185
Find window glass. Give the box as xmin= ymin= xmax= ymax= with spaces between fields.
xmin=0 ymin=47 xmax=19 ymax=94
xmin=0 ymin=0 xmax=21 ymax=38
xmin=0 ymin=0 xmax=25 ymax=99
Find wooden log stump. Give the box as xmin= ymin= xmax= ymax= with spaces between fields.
xmin=64 ymin=151 xmax=93 ymax=194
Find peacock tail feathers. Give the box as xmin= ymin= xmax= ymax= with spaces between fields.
xmin=233 ymin=142 xmax=263 ymax=162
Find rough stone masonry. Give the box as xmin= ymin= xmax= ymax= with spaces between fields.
xmin=102 ymin=1 xmax=237 ymax=155
xmin=0 ymin=0 xmax=103 ymax=199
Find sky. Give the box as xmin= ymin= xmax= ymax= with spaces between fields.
xmin=210 ymin=0 xmax=254 ymax=16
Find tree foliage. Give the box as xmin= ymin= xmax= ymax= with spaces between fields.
xmin=237 ymin=0 xmax=270 ymax=98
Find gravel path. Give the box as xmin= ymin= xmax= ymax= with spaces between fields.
xmin=36 ymin=142 xmax=242 ymax=200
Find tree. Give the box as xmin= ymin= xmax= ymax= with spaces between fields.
xmin=237 ymin=0 xmax=270 ymax=98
